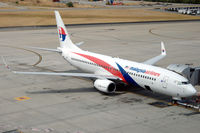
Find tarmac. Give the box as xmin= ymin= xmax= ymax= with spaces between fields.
xmin=0 ymin=21 xmax=200 ymax=133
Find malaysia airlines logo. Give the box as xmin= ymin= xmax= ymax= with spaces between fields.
xmin=58 ymin=27 xmax=66 ymax=41
xmin=126 ymin=66 xmax=160 ymax=77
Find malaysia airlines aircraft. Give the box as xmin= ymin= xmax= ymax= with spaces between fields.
xmin=3 ymin=11 xmax=197 ymax=101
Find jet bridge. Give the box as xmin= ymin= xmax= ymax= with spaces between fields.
xmin=167 ymin=64 xmax=200 ymax=86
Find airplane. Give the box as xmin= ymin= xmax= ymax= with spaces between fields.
xmin=2 ymin=11 xmax=197 ymax=102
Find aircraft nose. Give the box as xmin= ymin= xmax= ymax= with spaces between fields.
xmin=185 ymin=85 xmax=197 ymax=97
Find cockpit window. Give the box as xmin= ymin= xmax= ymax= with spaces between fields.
xmin=176 ymin=81 xmax=189 ymax=85
xmin=182 ymin=81 xmax=189 ymax=85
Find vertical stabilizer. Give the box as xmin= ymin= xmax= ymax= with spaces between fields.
xmin=55 ymin=11 xmax=80 ymax=50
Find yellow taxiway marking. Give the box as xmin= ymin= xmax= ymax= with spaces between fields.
xmin=15 ymin=96 xmax=31 ymax=101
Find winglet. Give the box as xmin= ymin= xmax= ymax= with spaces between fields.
xmin=142 ymin=41 xmax=167 ymax=65
xmin=161 ymin=41 xmax=166 ymax=56
xmin=1 ymin=56 xmax=10 ymax=70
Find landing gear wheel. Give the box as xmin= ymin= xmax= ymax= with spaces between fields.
xmin=171 ymin=99 xmax=178 ymax=105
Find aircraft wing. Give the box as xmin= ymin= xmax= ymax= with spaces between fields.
xmin=2 ymin=57 xmax=119 ymax=81
xmin=12 ymin=71 xmax=119 ymax=80
xmin=143 ymin=42 xmax=166 ymax=65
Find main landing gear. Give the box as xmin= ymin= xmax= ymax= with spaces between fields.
xmin=171 ymin=97 xmax=182 ymax=105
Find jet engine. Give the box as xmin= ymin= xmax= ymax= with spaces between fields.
xmin=94 ymin=79 xmax=116 ymax=93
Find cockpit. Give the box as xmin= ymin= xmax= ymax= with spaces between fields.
xmin=174 ymin=79 xmax=196 ymax=97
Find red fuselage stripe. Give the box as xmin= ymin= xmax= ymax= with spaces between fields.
xmin=73 ymin=52 xmax=127 ymax=83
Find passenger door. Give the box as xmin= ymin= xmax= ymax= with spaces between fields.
xmin=162 ymin=76 xmax=169 ymax=88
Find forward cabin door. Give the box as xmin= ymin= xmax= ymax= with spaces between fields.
xmin=162 ymin=76 xmax=169 ymax=88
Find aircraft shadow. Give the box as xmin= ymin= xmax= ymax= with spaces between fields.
xmin=26 ymin=84 xmax=170 ymax=102
xmin=116 ymin=85 xmax=171 ymax=102
xmin=26 ymin=87 xmax=124 ymax=96
xmin=26 ymin=87 xmax=97 ymax=94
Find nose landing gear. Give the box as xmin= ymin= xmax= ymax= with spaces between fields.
xmin=171 ymin=96 xmax=182 ymax=105
xmin=171 ymin=96 xmax=200 ymax=112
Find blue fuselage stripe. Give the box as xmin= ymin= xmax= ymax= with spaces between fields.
xmin=116 ymin=63 xmax=140 ymax=87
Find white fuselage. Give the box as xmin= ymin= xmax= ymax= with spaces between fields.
xmin=6 ymin=11 xmax=196 ymax=101
xmin=61 ymin=48 xmax=197 ymax=99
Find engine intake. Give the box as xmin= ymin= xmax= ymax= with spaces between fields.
xmin=94 ymin=79 xmax=116 ymax=93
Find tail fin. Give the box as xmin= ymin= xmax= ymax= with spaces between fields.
xmin=55 ymin=11 xmax=80 ymax=50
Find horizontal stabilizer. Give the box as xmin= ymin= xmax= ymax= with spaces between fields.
xmin=75 ymin=41 xmax=84 ymax=46
xmin=27 ymin=46 xmax=62 ymax=53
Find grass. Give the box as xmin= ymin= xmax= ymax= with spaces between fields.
xmin=0 ymin=9 xmax=199 ymax=27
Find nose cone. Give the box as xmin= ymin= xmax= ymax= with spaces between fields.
xmin=185 ymin=85 xmax=197 ymax=97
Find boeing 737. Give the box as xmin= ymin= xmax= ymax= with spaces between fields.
xmin=3 ymin=11 xmax=197 ymax=101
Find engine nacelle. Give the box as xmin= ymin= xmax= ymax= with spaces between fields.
xmin=94 ymin=79 xmax=116 ymax=93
